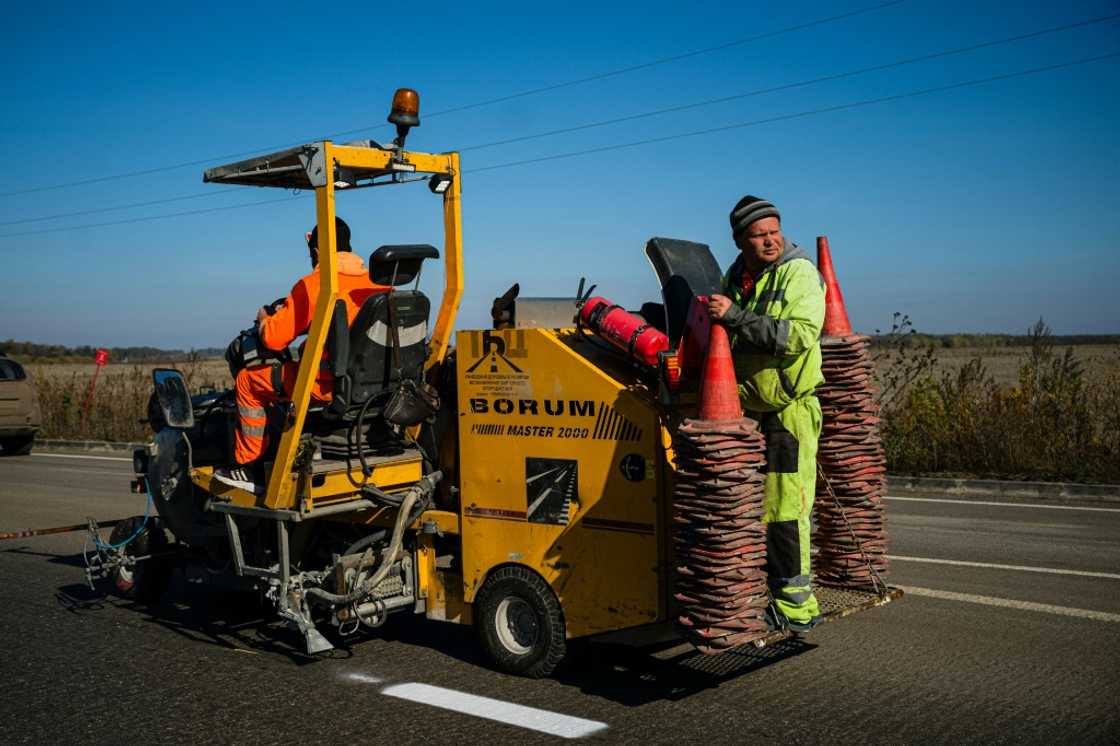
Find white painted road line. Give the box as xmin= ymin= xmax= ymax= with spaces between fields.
xmin=885 ymin=495 xmax=1120 ymax=513
xmin=381 ymin=682 xmax=608 ymax=739
xmin=887 ymin=555 xmax=1120 ymax=580
xmin=28 ymin=453 xmax=131 ymax=462
xmin=899 ymin=585 xmax=1120 ymax=623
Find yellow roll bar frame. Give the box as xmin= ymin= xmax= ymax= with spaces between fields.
xmin=250 ymin=142 xmax=462 ymax=508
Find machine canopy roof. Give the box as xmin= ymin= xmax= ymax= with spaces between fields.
xmin=203 ymin=140 xmax=416 ymax=189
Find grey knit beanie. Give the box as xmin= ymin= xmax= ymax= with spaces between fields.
xmin=730 ymin=195 xmax=780 ymax=237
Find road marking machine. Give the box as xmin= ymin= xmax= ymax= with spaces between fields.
xmin=73 ymin=88 xmax=900 ymax=677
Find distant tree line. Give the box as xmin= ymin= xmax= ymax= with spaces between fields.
xmin=4 ymin=330 xmax=1116 ymax=363
xmin=0 ymin=339 xmax=223 ymax=362
xmin=869 ymin=333 xmax=1119 ymax=349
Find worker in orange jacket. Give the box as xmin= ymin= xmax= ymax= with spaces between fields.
xmin=214 ymin=217 xmax=388 ymax=492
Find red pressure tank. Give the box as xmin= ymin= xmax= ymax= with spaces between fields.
xmin=579 ymin=296 xmax=670 ymax=367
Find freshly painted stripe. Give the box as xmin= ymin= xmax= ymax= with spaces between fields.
xmin=885 ymin=495 xmax=1120 ymax=514
xmin=342 ymin=672 xmax=382 ymax=684
xmin=898 ymin=585 xmax=1120 ymax=623
xmin=887 ymin=554 xmax=1120 ymax=580
xmin=381 ymin=683 xmax=608 ymax=739
xmin=28 ymin=453 xmax=131 ymax=462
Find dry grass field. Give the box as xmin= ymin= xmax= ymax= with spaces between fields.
xmin=28 ymin=359 xmax=231 ymax=387
xmin=901 ymin=344 xmax=1118 ymax=388
xmin=23 ymin=343 xmax=1119 ymax=448
xmin=18 ymin=336 xmax=1120 ymax=482
xmin=874 ymin=340 xmax=1119 ymax=482
xmin=29 ymin=344 xmax=1118 ymax=391
xmin=25 ymin=358 xmax=231 ymax=443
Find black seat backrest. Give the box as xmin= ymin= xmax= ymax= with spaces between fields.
xmin=345 ymin=290 xmax=430 ymax=406
xmin=323 ymin=245 xmax=439 ymax=419
xmin=370 ymin=244 xmax=440 ymax=286
xmin=644 ymin=237 xmax=723 ymax=345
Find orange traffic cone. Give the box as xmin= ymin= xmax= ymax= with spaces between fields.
xmin=698 ymin=323 xmax=743 ymax=421
xmin=817 ymin=235 xmax=853 ymax=337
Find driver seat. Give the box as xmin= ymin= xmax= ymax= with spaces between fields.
xmin=303 ymin=244 xmax=439 ymax=451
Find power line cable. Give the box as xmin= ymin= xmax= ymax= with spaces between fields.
xmin=0 ymin=0 xmax=905 ymax=199
xmin=1 ymin=50 xmax=1114 ymax=239
xmin=460 ymin=13 xmax=1120 ymax=153
xmin=340 ymin=0 xmax=907 ymax=126
xmin=11 ymin=11 xmax=1114 ymax=228
xmin=0 ymin=188 xmax=243 ymax=227
xmin=0 ymin=195 xmax=305 ymax=238
xmin=468 ymin=52 xmax=1120 ymax=173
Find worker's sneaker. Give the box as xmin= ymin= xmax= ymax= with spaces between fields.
xmin=765 ymin=603 xmax=822 ymax=633
xmin=764 ymin=603 xmax=787 ymax=632
xmin=213 ymin=466 xmax=263 ymax=493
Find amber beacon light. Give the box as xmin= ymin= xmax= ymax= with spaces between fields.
xmin=388 ymin=87 xmax=420 ymax=147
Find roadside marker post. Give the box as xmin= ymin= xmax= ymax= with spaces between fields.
xmin=80 ymin=348 xmax=110 ymax=431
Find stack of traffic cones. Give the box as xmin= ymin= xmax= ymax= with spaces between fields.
xmin=813 ymin=236 xmax=890 ymax=589
xmin=672 ymin=324 xmax=771 ymax=653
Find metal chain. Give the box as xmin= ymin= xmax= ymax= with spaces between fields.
xmin=817 ymin=463 xmax=889 ymax=596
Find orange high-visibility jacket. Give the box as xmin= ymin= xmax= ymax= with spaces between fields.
xmin=259 ymin=251 xmax=388 ymax=384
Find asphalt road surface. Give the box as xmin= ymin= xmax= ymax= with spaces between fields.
xmin=1 ymin=452 xmax=1117 ymax=744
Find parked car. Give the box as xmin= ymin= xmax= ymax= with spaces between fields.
xmin=0 ymin=355 xmax=41 ymax=455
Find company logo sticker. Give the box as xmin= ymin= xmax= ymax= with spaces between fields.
xmin=464 ymin=331 xmax=531 ymax=397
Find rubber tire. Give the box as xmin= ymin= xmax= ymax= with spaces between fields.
xmin=0 ymin=435 xmax=34 ymax=456
xmin=474 ymin=566 xmax=566 ymax=678
xmin=108 ymin=516 xmax=173 ymax=604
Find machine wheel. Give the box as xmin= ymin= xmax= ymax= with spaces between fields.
xmin=475 ymin=566 xmax=566 ymax=678
xmin=108 ymin=516 xmax=173 ymax=603
xmin=0 ymin=435 xmax=34 ymax=456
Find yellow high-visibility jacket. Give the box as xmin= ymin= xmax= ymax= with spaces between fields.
xmin=720 ymin=242 xmax=825 ymax=412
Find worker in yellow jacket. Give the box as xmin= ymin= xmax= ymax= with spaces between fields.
xmin=707 ymin=195 xmax=825 ymax=631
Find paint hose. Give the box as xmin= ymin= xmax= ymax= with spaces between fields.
xmin=305 ymin=471 xmax=442 ymax=606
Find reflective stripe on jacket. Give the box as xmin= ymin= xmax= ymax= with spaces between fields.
xmin=720 ymin=241 xmax=825 ymax=412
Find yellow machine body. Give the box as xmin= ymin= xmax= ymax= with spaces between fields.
xmin=187 ymin=137 xmax=675 ymax=643
xmin=454 ymin=328 xmax=671 ymax=637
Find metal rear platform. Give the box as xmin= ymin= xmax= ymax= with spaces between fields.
xmin=750 ymin=585 xmax=903 ymax=649
xmin=591 ymin=585 xmax=903 ymax=653
xmin=818 ymin=584 xmax=902 ymax=618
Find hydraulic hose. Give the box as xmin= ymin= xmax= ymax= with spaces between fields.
xmin=305 ymin=471 xmax=442 ymax=607
xmin=343 ymin=528 xmax=389 ymax=557
xmin=360 ymin=482 xmax=405 ymax=506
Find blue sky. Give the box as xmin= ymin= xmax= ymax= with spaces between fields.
xmin=1 ymin=0 xmax=1117 ymax=349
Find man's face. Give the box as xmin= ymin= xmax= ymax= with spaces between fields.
xmin=734 ymin=216 xmax=783 ymax=268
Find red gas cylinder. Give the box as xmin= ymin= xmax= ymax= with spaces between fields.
xmin=579 ymin=296 xmax=670 ymax=367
